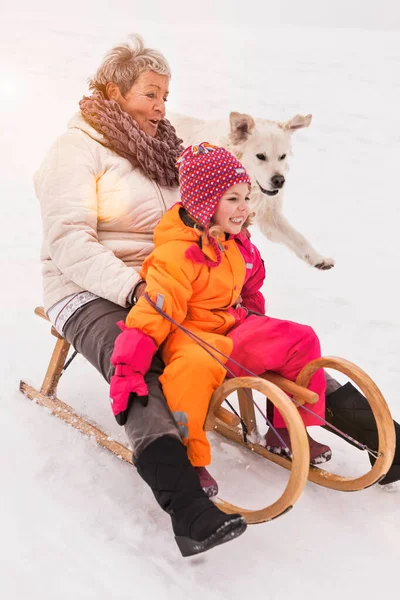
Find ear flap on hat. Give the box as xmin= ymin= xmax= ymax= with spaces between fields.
xmin=229 ymin=112 xmax=255 ymax=144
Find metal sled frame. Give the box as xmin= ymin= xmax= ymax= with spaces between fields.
xmin=19 ymin=307 xmax=396 ymax=525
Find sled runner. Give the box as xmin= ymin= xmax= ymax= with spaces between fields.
xmin=19 ymin=306 xmax=396 ymax=525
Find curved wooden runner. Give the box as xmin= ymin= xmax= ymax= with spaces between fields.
xmin=19 ymin=381 xmax=135 ymax=464
xmin=210 ymin=357 xmax=396 ymax=499
xmin=205 ymin=376 xmax=310 ymax=524
xmin=295 ymin=356 xmax=396 ymax=490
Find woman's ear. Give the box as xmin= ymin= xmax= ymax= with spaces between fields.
xmin=106 ymin=82 xmax=122 ymax=101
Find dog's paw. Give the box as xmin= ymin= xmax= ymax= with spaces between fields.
xmin=314 ymin=257 xmax=335 ymax=270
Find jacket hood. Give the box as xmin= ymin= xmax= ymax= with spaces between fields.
xmin=154 ymin=203 xmax=201 ymax=247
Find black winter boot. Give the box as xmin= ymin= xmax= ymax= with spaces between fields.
xmin=136 ymin=436 xmax=247 ymax=556
xmin=325 ymin=383 xmax=400 ymax=485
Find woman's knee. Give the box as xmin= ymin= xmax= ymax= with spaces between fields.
xmin=63 ymin=298 xmax=130 ymax=382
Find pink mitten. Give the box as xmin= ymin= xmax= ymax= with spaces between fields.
xmin=110 ymin=322 xmax=157 ymax=425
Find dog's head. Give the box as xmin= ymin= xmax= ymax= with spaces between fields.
xmin=228 ymin=112 xmax=312 ymax=199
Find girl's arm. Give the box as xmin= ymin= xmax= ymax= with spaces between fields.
xmin=240 ymin=243 xmax=267 ymax=314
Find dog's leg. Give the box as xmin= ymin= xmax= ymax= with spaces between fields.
xmin=258 ymin=212 xmax=335 ymax=270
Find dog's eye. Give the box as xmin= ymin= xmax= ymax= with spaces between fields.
xmin=256 ymin=153 xmax=267 ymax=161
xmin=279 ymin=154 xmax=287 ymax=160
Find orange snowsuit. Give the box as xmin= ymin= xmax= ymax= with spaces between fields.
xmin=126 ymin=203 xmax=248 ymax=466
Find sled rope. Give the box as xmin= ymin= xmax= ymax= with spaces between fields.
xmin=144 ymin=294 xmax=379 ymax=458
xmin=62 ymin=349 xmax=78 ymax=373
xmin=223 ymin=398 xmax=249 ymax=444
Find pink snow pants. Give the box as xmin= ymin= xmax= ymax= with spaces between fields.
xmin=226 ymin=315 xmax=326 ymax=427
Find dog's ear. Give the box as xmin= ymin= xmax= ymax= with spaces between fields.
xmin=229 ymin=112 xmax=255 ymax=144
xmin=282 ymin=114 xmax=312 ymax=132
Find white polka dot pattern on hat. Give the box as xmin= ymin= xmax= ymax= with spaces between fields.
xmin=177 ymin=143 xmax=252 ymax=227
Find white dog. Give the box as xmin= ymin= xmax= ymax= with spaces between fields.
xmin=168 ymin=111 xmax=334 ymax=270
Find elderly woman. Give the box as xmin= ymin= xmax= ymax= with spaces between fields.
xmin=34 ymin=35 xmax=247 ymax=557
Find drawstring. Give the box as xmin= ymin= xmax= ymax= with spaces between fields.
xmin=143 ymin=293 xmax=379 ymax=457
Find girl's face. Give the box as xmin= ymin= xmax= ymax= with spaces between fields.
xmin=212 ymin=182 xmax=251 ymax=234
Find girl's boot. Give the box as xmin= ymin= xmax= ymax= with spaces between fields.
xmin=265 ymin=427 xmax=332 ymax=465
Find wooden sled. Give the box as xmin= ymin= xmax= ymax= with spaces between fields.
xmin=207 ymin=358 xmax=396 ymax=525
xmin=20 ymin=306 xmax=396 ymax=525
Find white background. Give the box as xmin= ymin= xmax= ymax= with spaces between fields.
xmin=1 ymin=2 xmax=399 ymax=599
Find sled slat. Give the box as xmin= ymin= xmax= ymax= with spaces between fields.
xmin=40 ymin=337 xmax=71 ymax=397
xmin=261 ymin=372 xmax=319 ymax=405
xmin=237 ymin=387 xmax=257 ymax=434
xmin=19 ymin=381 xmax=133 ymax=464
xmin=214 ymin=406 xmax=240 ymax=427
xmin=34 ymin=306 xmax=63 ymax=339
xmin=34 ymin=306 xmax=49 ymax=321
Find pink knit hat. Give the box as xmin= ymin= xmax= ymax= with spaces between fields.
xmin=176 ymin=142 xmax=251 ymax=227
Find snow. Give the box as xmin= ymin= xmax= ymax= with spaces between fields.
xmin=1 ymin=2 xmax=399 ymax=599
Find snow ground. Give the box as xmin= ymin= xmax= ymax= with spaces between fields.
xmin=1 ymin=3 xmax=399 ymax=599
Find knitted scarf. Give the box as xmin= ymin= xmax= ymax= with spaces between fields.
xmin=79 ymin=91 xmax=184 ymax=187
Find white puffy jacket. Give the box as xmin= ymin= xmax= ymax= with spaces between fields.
xmin=34 ymin=113 xmax=180 ymax=311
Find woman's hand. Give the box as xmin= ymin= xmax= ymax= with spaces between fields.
xmin=134 ymin=281 xmax=147 ymax=301
xmin=128 ymin=280 xmax=147 ymax=306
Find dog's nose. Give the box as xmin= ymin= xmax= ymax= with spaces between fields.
xmin=271 ymin=175 xmax=285 ymax=189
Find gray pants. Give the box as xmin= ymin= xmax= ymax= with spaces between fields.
xmin=63 ymin=298 xmax=180 ymax=459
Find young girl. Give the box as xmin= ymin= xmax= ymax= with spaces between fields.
xmin=110 ymin=142 xmax=331 ymax=497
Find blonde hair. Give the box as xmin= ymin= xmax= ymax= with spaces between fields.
xmin=88 ymin=34 xmax=171 ymax=96
xmin=208 ymin=224 xmax=224 ymax=239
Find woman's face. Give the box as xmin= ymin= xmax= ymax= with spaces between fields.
xmin=110 ymin=71 xmax=170 ymax=137
xmin=212 ymin=182 xmax=251 ymax=235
